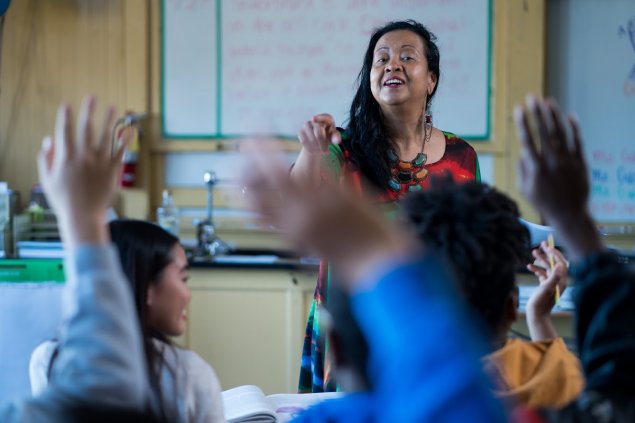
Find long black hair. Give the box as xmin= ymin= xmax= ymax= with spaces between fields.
xmin=109 ymin=219 xmax=181 ymax=420
xmin=346 ymin=20 xmax=441 ymax=190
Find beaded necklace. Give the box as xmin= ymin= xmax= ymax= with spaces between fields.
xmin=387 ymin=114 xmax=432 ymax=193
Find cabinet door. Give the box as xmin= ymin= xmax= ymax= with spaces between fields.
xmin=186 ymin=268 xmax=316 ymax=394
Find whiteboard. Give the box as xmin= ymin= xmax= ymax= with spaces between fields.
xmin=547 ymin=0 xmax=635 ymax=222
xmin=162 ymin=0 xmax=492 ymax=139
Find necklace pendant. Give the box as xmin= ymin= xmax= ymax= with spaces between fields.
xmin=397 ymin=161 xmax=413 ymax=170
xmin=412 ymin=153 xmax=427 ymax=167
xmin=397 ymin=170 xmax=413 ymax=183
xmin=388 ymin=178 xmax=401 ymax=192
xmin=415 ymin=168 xmax=428 ymax=179
xmin=408 ymin=184 xmax=423 ymax=192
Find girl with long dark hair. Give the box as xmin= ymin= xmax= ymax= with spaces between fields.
xmin=30 ymin=220 xmax=224 ymax=422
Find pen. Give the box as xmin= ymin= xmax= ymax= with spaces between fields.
xmin=547 ymin=233 xmax=560 ymax=306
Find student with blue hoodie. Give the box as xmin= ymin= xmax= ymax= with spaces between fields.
xmin=241 ymin=144 xmax=507 ymax=422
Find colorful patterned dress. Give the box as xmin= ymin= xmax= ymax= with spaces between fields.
xmin=298 ymin=131 xmax=481 ymax=393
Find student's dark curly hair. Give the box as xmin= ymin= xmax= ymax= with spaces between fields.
xmin=399 ymin=177 xmax=531 ymax=336
xmin=345 ymin=20 xmax=440 ymax=190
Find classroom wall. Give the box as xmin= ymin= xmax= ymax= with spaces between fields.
xmin=0 ymin=0 xmax=546 ymax=226
xmin=150 ymin=0 xmax=546 ymax=224
xmin=0 ymin=0 xmax=150 ymax=206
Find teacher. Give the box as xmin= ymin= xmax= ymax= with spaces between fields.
xmin=291 ymin=20 xmax=480 ymax=393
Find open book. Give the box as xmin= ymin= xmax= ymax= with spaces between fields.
xmin=222 ymin=385 xmax=343 ymax=423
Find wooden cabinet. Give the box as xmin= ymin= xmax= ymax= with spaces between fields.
xmin=181 ymin=265 xmax=576 ymax=395
xmin=182 ymin=266 xmax=316 ymax=394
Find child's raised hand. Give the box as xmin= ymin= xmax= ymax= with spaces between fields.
xmin=514 ymin=96 xmax=588 ymax=225
xmin=241 ymin=140 xmax=414 ymax=290
xmin=36 ymin=96 xmax=128 ymax=248
xmin=514 ymin=95 xmax=603 ymax=261
xmin=525 ymin=242 xmax=568 ymax=340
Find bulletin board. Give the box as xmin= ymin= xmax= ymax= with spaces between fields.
xmin=161 ymin=0 xmax=492 ymax=139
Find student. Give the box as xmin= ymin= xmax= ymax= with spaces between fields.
xmin=31 ymin=220 xmax=225 ymax=423
xmin=0 ymin=97 xmax=152 ymax=421
xmin=512 ymin=96 xmax=635 ymax=422
xmin=400 ymin=177 xmax=584 ymax=408
xmin=291 ymin=19 xmax=480 ymax=393
xmin=240 ymin=145 xmax=507 ymax=422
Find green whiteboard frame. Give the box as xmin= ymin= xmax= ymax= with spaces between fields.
xmin=161 ymin=0 xmax=493 ymax=141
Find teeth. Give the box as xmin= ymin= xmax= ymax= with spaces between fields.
xmin=385 ymin=79 xmax=403 ymax=85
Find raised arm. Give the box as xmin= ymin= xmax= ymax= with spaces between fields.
xmin=514 ymin=95 xmax=603 ymax=260
xmin=290 ymin=113 xmax=342 ymax=189
xmin=514 ymin=95 xmax=635 ymax=396
xmin=242 ymin=144 xmax=505 ymax=422
xmin=0 ymin=97 xmax=149 ymax=421
xmin=525 ymin=242 xmax=568 ymax=341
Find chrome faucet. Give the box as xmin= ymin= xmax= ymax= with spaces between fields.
xmin=196 ymin=171 xmax=231 ymax=257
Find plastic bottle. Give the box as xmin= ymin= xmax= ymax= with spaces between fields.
xmin=0 ymin=182 xmax=13 ymax=257
xmin=157 ymin=189 xmax=180 ymax=236
xmin=0 ymin=182 xmax=8 ymax=228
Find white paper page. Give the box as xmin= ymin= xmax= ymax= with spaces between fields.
xmin=267 ymin=392 xmax=344 ymax=422
xmin=222 ymin=385 xmax=276 ymax=423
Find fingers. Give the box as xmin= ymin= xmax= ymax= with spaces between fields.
xmin=241 ymin=140 xmax=299 ymax=207
xmin=313 ymin=113 xmax=341 ymax=145
xmin=527 ymin=263 xmax=547 ymax=280
xmin=298 ymin=121 xmax=320 ymax=152
xmin=532 ymin=244 xmax=549 ymax=265
xmin=553 ymin=261 xmax=568 ymax=292
xmin=54 ymin=104 xmax=74 ymax=165
xmin=531 ymin=242 xmax=569 ymax=291
xmin=97 ymin=106 xmax=116 ymax=157
xmin=514 ymin=105 xmax=538 ymax=163
xmin=299 ymin=121 xmax=330 ymax=153
xmin=76 ymin=96 xmax=96 ymax=155
xmin=568 ymin=114 xmax=585 ymax=161
xmin=36 ymin=136 xmax=54 ymax=191
xmin=312 ymin=113 xmax=335 ymax=126
xmin=312 ymin=121 xmax=326 ymax=150
xmin=330 ymin=132 xmax=342 ymax=145
xmin=527 ymin=95 xmax=557 ymax=159
xmin=546 ymin=98 xmax=570 ymax=154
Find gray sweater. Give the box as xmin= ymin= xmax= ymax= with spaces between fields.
xmin=30 ymin=338 xmax=225 ymax=422
xmin=0 ymin=245 xmax=149 ymax=422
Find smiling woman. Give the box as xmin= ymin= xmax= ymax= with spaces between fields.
xmin=291 ymin=20 xmax=481 ymax=393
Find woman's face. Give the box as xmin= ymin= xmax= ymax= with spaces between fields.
xmin=146 ymin=244 xmax=191 ymax=337
xmin=369 ymin=29 xmax=437 ymax=112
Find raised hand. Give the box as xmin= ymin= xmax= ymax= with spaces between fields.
xmin=514 ymin=96 xmax=589 ymax=222
xmin=514 ymin=95 xmax=602 ymax=260
xmin=297 ymin=113 xmax=342 ymax=154
xmin=291 ymin=113 xmax=343 ymax=188
xmin=36 ymin=96 xmax=128 ymax=248
xmin=242 ymin=141 xmax=414 ymax=290
xmin=525 ymin=242 xmax=569 ymax=340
